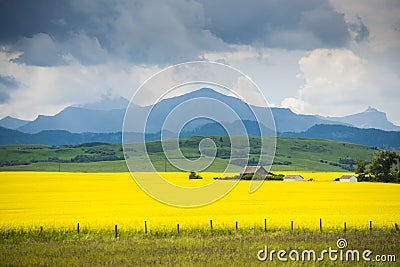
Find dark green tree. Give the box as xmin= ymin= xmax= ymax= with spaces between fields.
xmin=369 ymin=150 xmax=400 ymax=183
xmin=355 ymin=158 xmax=368 ymax=181
xmin=355 ymin=158 xmax=366 ymax=174
xmin=189 ymin=171 xmax=203 ymax=179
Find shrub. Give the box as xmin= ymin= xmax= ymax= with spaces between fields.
xmin=189 ymin=172 xmax=203 ymax=179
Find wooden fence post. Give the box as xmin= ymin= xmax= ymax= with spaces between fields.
xmin=344 ymin=222 xmax=347 ymax=233
xmin=235 ymin=221 xmax=238 ymax=231
xmin=115 ymin=225 xmax=118 ymax=238
xmin=370 ymin=221 xmax=372 ymax=232
xmin=77 ymin=223 xmax=80 ymax=234
xmin=291 ymin=221 xmax=294 ymax=232
xmin=177 ymin=224 xmax=180 ymax=234
xmin=40 ymin=226 xmax=43 ymax=233
xmin=264 ymin=219 xmax=267 ymax=232
xmin=210 ymin=220 xmax=213 ymax=231
xmin=320 ymin=218 xmax=322 ymax=232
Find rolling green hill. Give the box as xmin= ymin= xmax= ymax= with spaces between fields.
xmin=0 ymin=137 xmax=377 ymax=172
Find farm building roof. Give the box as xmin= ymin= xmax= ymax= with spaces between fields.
xmin=241 ymin=166 xmax=267 ymax=174
xmin=339 ymin=175 xmax=356 ymax=179
xmin=283 ymin=175 xmax=304 ymax=179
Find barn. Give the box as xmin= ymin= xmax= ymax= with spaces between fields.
xmin=239 ymin=166 xmax=272 ymax=180
xmin=283 ymin=175 xmax=304 ymax=182
xmin=339 ymin=175 xmax=358 ymax=182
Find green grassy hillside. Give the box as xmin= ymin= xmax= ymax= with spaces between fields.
xmin=0 ymin=137 xmax=377 ymax=172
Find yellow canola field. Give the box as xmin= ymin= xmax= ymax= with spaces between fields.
xmin=0 ymin=172 xmax=399 ymax=231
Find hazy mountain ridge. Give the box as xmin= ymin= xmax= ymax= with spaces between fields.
xmin=17 ymin=107 xmax=126 ymax=134
xmin=0 ymin=88 xmax=398 ymax=135
xmin=74 ymin=96 xmax=130 ymax=111
xmin=0 ymin=126 xmax=175 ymax=146
xmin=1 ymin=123 xmax=400 ymax=150
xmin=323 ymin=106 xmax=400 ymax=131
xmin=0 ymin=116 xmax=30 ymax=129
xmin=281 ymin=124 xmax=400 ymax=151
xmin=269 ymin=107 xmax=351 ymax=132
xmin=180 ymin=120 xmax=275 ymax=138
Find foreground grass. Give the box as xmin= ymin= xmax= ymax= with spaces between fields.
xmin=0 ymin=231 xmax=398 ymax=266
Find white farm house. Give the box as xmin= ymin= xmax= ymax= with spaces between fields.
xmin=283 ymin=175 xmax=304 ymax=182
xmin=339 ymin=175 xmax=358 ymax=182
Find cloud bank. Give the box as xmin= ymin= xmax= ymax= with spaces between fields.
xmin=0 ymin=0 xmax=399 ymax=124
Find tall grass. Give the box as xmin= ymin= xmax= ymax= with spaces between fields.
xmin=1 ymin=230 xmax=399 ymax=266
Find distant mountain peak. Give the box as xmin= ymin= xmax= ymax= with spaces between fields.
xmin=324 ymin=106 xmax=399 ymax=131
xmin=364 ymin=106 xmax=380 ymax=113
xmin=0 ymin=116 xmax=30 ymax=130
xmin=193 ymin=87 xmax=216 ymax=93
xmin=76 ymin=95 xmax=130 ymax=111
xmin=175 ymin=87 xmax=227 ymax=99
xmin=153 ymin=87 xmax=241 ymax=106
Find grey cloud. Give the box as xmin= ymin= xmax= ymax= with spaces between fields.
xmin=202 ymin=0 xmax=350 ymax=49
xmin=64 ymin=32 xmax=109 ymax=64
xmin=0 ymin=75 xmax=19 ymax=103
xmin=349 ymin=17 xmax=370 ymax=43
xmin=2 ymin=0 xmax=227 ymax=65
xmin=298 ymin=5 xmax=349 ymax=47
xmin=263 ymin=30 xmax=324 ymax=50
xmin=1 ymin=0 xmax=352 ymax=66
xmin=10 ymin=32 xmax=109 ymax=66
xmin=1 ymin=0 xmax=110 ymax=65
xmin=106 ymin=0 xmax=226 ymax=63
xmin=12 ymin=33 xmax=64 ymax=66
xmin=0 ymin=0 xmax=80 ymax=42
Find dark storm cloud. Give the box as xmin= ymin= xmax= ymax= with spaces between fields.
xmin=202 ymin=0 xmax=350 ymax=49
xmin=0 ymin=0 xmax=227 ymax=65
xmin=0 ymin=0 xmax=82 ymax=42
xmin=0 ymin=75 xmax=19 ymax=103
xmin=0 ymin=0 xmax=110 ymax=66
xmin=0 ymin=0 xmax=351 ymax=66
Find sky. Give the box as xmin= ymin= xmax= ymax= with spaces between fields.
xmin=0 ymin=0 xmax=399 ymax=124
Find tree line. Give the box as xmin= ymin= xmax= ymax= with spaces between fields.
xmin=356 ymin=150 xmax=400 ymax=183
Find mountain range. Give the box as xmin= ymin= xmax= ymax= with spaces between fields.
xmin=1 ymin=88 xmax=399 ymax=133
xmin=1 ymin=123 xmax=399 ymax=150
xmin=0 ymin=88 xmax=399 ymax=149
xmin=282 ymin=124 xmax=400 ymax=151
